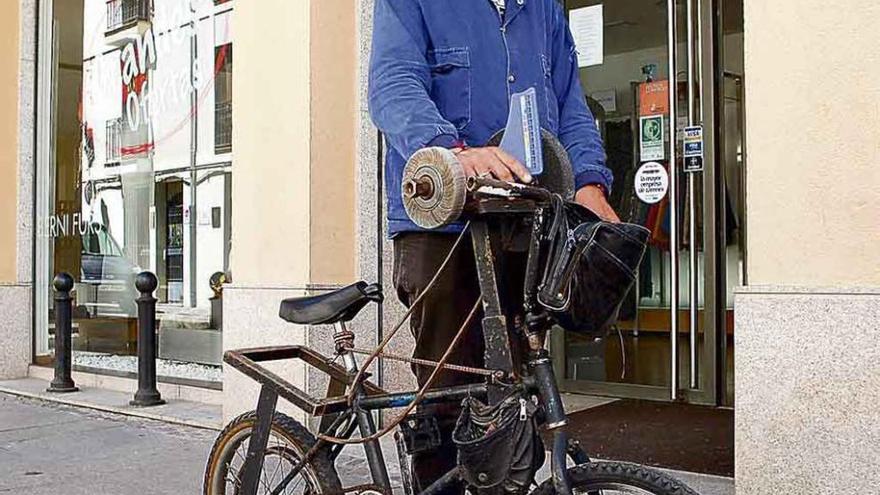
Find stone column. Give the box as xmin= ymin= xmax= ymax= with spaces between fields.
xmin=0 ymin=0 xmax=36 ymax=380
xmin=737 ymin=0 xmax=880 ymax=492
xmin=224 ymin=0 xmax=361 ymax=422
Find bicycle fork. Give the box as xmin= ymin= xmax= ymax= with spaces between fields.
xmin=528 ymin=332 xmax=576 ymax=495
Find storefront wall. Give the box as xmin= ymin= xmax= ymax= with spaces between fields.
xmin=223 ymin=0 xmax=366 ymax=422
xmin=4 ymin=1 xmax=877 ymax=490
xmin=736 ymin=0 xmax=880 ymax=492
xmin=0 ymin=0 xmax=35 ymax=381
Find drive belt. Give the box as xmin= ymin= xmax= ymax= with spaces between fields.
xmin=347 ymin=347 xmax=502 ymax=378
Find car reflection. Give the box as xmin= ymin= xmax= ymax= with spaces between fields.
xmin=77 ymin=222 xmax=139 ymax=318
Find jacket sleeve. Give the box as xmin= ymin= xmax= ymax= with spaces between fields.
xmin=368 ymin=0 xmax=460 ymax=158
xmin=549 ymin=2 xmax=613 ymax=192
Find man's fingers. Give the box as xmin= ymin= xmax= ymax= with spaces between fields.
xmin=489 ymin=159 xmax=514 ymax=181
xmin=458 ymin=154 xmax=488 ymax=177
xmin=492 ymin=148 xmax=533 ymax=183
xmin=457 ymin=148 xmax=532 ymax=182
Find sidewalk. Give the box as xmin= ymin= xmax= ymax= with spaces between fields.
xmin=0 ymin=392 xmax=216 ymax=494
xmin=0 ymin=383 xmax=734 ymax=494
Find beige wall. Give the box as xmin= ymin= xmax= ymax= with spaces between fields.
xmin=309 ymin=0 xmax=357 ymax=286
xmin=231 ymin=0 xmax=357 ymax=288
xmin=744 ymin=0 xmax=880 ymax=287
xmin=231 ymin=0 xmax=312 ymax=287
xmin=225 ymin=0 xmax=358 ymax=419
xmin=0 ymin=0 xmax=21 ymax=284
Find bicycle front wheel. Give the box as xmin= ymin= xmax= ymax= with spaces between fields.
xmin=203 ymin=411 xmax=342 ymax=495
xmin=532 ymin=462 xmax=699 ymax=495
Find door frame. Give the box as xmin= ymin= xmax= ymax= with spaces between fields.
xmin=555 ymin=0 xmax=730 ymax=406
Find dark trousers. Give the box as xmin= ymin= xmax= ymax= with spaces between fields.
xmin=393 ymin=231 xmax=526 ymax=494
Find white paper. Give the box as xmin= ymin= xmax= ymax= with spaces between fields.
xmin=569 ymin=5 xmax=604 ymax=68
xmin=214 ymin=10 xmax=233 ymax=46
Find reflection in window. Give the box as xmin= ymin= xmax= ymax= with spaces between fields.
xmin=81 ymin=224 xmax=124 ymax=257
xmin=214 ymin=44 xmax=232 ymax=153
xmin=34 ymin=0 xmax=234 ymax=378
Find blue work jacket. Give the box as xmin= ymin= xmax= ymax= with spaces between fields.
xmin=369 ymin=0 xmax=611 ymax=235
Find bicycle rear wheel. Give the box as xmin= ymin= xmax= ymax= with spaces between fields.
xmin=532 ymin=462 xmax=699 ymax=495
xmin=203 ymin=411 xmax=342 ymax=494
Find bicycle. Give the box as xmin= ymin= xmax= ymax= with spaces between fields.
xmin=204 ymin=156 xmax=700 ymax=495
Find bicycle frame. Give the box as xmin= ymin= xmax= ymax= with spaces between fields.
xmin=228 ymin=195 xmax=587 ymax=495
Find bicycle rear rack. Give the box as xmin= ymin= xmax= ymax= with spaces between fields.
xmin=224 ymin=345 xmax=489 ymax=417
xmin=224 ymin=345 xmax=385 ymax=416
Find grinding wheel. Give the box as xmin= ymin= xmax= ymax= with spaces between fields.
xmin=487 ymin=128 xmax=575 ymax=200
xmin=401 ymin=147 xmax=467 ymax=229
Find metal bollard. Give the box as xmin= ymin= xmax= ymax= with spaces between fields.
xmin=47 ymin=273 xmax=79 ymax=393
xmin=130 ymin=271 xmax=165 ymax=407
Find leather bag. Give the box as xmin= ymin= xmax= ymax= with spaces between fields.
xmin=538 ymin=196 xmax=650 ymax=335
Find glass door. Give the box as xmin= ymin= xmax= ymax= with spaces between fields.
xmin=555 ymin=0 xmax=722 ymax=403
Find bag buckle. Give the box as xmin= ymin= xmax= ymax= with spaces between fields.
xmin=399 ymin=413 xmax=442 ymax=454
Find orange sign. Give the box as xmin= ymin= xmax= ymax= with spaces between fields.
xmin=639 ymin=80 xmax=669 ymax=116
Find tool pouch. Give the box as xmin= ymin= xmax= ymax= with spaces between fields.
xmin=538 ymin=197 xmax=650 ymax=335
xmin=452 ymin=392 xmax=544 ymax=495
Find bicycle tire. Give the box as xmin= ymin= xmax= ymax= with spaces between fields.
xmin=532 ymin=462 xmax=700 ymax=495
xmin=203 ymin=411 xmax=342 ymax=494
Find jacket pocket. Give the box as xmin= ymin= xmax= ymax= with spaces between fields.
xmin=541 ymin=54 xmax=559 ymax=132
xmin=428 ymin=47 xmax=472 ymax=131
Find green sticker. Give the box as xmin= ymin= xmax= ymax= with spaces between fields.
xmin=640 ymin=115 xmax=664 ymax=162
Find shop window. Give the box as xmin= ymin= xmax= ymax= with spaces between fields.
xmin=35 ymin=0 xmax=233 ymax=382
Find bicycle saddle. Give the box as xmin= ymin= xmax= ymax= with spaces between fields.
xmin=279 ymin=281 xmax=383 ymax=325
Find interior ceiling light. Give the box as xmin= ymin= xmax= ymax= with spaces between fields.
xmin=604 ymin=20 xmax=637 ymax=28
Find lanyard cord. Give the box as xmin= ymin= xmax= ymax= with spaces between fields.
xmin=344 ymin=221 xmax=472 ymax=406
xmin=317 ymin=295 xmax=482 ymax=445
xmin=307 ymin=222 xmax=476 ymax=446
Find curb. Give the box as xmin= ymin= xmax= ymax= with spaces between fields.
xmin=0 ymin=385 xmax=222 ymax=431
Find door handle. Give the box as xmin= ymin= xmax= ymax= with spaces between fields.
xmin=666 ymin=0 xmax=681 ymax=401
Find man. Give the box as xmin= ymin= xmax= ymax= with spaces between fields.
xmin=368 ymin=0 xmax=617 ymax=491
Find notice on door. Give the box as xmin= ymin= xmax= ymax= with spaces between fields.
xmin=634 ymin=161 xmax=668 ymax=204
xmin=569 ymin=5 xmax=604 ymax=68
xmin=640 ymin=115 xmax=665 ymax=162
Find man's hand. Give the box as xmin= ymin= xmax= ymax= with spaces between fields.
xmin=453 ymin=146 xmax=533 ymax=183
xmin=575 ymin=184 xmax=620 ymax=223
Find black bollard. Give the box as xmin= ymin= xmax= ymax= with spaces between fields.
xmin=47 ymin=273 xmax=79 ymax=393
xmin=130 ymin=271 xmax=165 ymax=407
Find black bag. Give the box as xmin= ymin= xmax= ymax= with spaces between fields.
xmin=538 ymin=196 xmax=649 ymax=335
xmin=452 ymin=392 xmax=545 ymax=495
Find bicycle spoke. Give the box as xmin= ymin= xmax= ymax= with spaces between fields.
xmin=225 ymin=463 xmax=243 ymax=493
xmin=267 ymin=453 xmax=283 ymax=488
xmin=208 ymin=414 xmax=336 ymax=495
xmin=265 ymin=446 xmax=288 ymax=493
